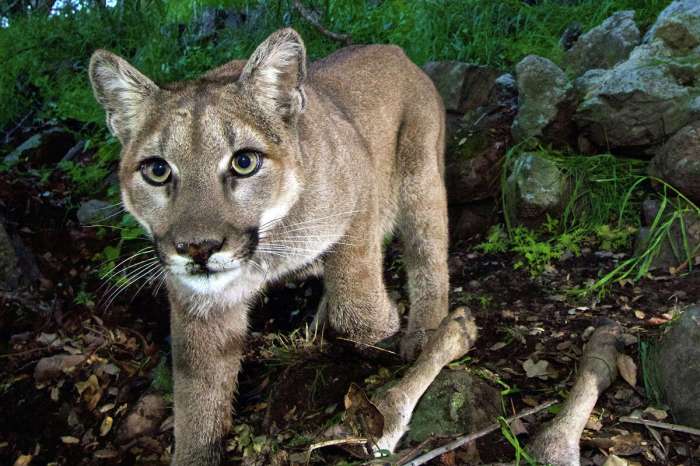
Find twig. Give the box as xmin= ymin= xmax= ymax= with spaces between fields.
xmin=305 ymin=437 xmax=368 ymax=464
xmin=293 ymin=0 xmax=352 ymax=45
xmin=335 ymin=337 xmax=398 ymax=355
xmin=619 ymin=416 xmax=700 ymax=437
xmin=399 ymin=400 xmax=557 ymax=466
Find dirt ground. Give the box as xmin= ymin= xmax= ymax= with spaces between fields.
xmin=1 ymin=167 xmax=699 ymax=466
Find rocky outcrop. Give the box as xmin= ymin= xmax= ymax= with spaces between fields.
xmin=644 ymin=0 xmax=700 ymax=49
xmin=512 ymin=56 xmax=571 ymax=143
xmin=649 ymin=121 xmax=700 ymax=204
xmin=422 ymin=61 xmax=502 ymax=114
xmin=422 ymin=66 xmax=516 ymax=239
xmin=445 ymin=73 xmax=517 ymax=205
xmin=574 ymin=2 xmax=700 ymax=151
xmin=565 ymin=10 xmax=640 ymax=75
xmin=656 ymin=305 xmax=700 ymax=428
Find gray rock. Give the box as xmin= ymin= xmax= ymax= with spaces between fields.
xmin=644 ymin=0 xmax=700 ymax=50
xmin=405 ymin=370 xmax=502 ymax=444
xmin=3 ymin=133 xmax=43 ymax=166
xmin=574 ymin=38 xmax=700 ymax=149
xmin=512 ymin=55 xmax=571 ymax=142
xmin=77 ymin=199 xmax=120 ymax=225
xmin=656 ymin=305 xmax=700 ymax=428
xmin=4 ymin=127 xmax=74 ymax=166
xmin=565 ymin=11 xmax=640 ymax=75
xmin=0 ymin=224 xmax=20 ymax=291
xmin=649 ymin=121 xmax=700 ymax=204
xmin=423 ymin=61 xmax=502 ymax=113
xmin=505 ymin=152 xmax=569 ymax=225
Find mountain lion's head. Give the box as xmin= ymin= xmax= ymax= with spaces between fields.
xmin=89 ymin=29 xmax=308 ymax=299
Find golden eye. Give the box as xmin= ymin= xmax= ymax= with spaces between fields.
xmin=140 ymin=158 xmax=172 ymax=185
xmin=231 ymin=151 xmax=261 ymax=177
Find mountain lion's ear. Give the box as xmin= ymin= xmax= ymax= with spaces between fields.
xmin=89 ymin=50 xmax=159 ymax=143
xmin=240 ymin=28 xmax=307 ymax=121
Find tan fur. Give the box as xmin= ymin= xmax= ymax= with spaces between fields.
xmin=89 ymin=28 xmax=448 ymax=465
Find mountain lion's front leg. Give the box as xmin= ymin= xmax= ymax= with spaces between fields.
xmin=323 ymin=213 xmax=400 ymax=346
xmin=169 ymin=296 xmax=248 ymax=466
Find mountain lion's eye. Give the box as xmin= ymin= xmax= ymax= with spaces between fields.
xmin=231 ymin=151 xmax=261 ymax=177
xmin=140 ymin=158 xmax=172 ymax=185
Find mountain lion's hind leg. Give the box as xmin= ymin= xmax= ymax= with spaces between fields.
xmin=322 ymin=215 xmax=400 ymax=346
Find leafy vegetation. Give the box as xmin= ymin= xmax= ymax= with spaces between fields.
xmin=480 ymin=146 xmax=700 ymax=294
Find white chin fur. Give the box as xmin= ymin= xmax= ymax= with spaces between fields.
xmin=172 ymin=268 xmax=242 ymax=295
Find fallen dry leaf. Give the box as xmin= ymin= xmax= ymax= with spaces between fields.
xmin=75 ymin=374 xmax=102 ymax=411
xmin=643 ymin=406 xmax=668 ymax=421
xmin=13 ymin=455 xmax=32 ymax=466
xmin=617 ymin=354 xmax=637 ymax=388
xmin=100 ymin=416 xmax=113 ymax=436
xmin=489 ymin=341 xmax=508 ymax=351
xmin=523 ymin=358 xmax=557 ymax=380
xmin=610 ymin=432 xmax=643 ymax=456
xmin=344 ymin=383 xmax=384 ymax=439
xmin=60 ymin=436 xmax=79 ymax=445
xmin=603 ymin=454 xmax=640 ymax=466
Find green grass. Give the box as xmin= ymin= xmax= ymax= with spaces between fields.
xmin=0 ymin=0 xmax=669 ymax=131
xmin=639 ymin=340 xmax=663 ymax=406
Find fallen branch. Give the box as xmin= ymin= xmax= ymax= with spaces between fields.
xmin=372 ymin=307 xmax=478 ymax=453
xmin=293 ymin=0 xmax=352 ymax=45
xmin=619 ymin=416 xmax=700 ymax=437
xmin=305 ymin=437 xmax=368 ymax=464
xmin=400 ymin=400 xmax=557 ymax=466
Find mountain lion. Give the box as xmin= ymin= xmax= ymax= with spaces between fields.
xmin=89 ymin=28 xmax=448 ymax=465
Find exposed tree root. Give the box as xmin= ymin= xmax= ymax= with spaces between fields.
xmin=528 ymin=320 xmax=622 ymax=466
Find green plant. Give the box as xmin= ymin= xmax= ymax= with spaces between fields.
xmin=73 ymin=290 xmax=96 ymax=307
xmin=151 ymin=355 xmax=174 ymax=399
xmin=586 ymin=178 xmax=700 ymax=295
xmin=493 ymin=147 xmax=658 ymax=279
xmin=498 ymin=416 xmax=538 ymax=465
xmin=479 ymin=225 xmax=509 ymax=254
xmin=639 ymin=340 xmax=663 ymax=406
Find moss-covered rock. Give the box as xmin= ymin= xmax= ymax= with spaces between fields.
xmin=405 ymin=370 xmax=502 ymax=444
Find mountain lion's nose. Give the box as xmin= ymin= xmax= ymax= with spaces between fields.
xmin=175 ymin=239 xmax=223 ymax=265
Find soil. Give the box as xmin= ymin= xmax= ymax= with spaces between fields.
xmin=1 ymin=163 xmax=699 ymax=466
